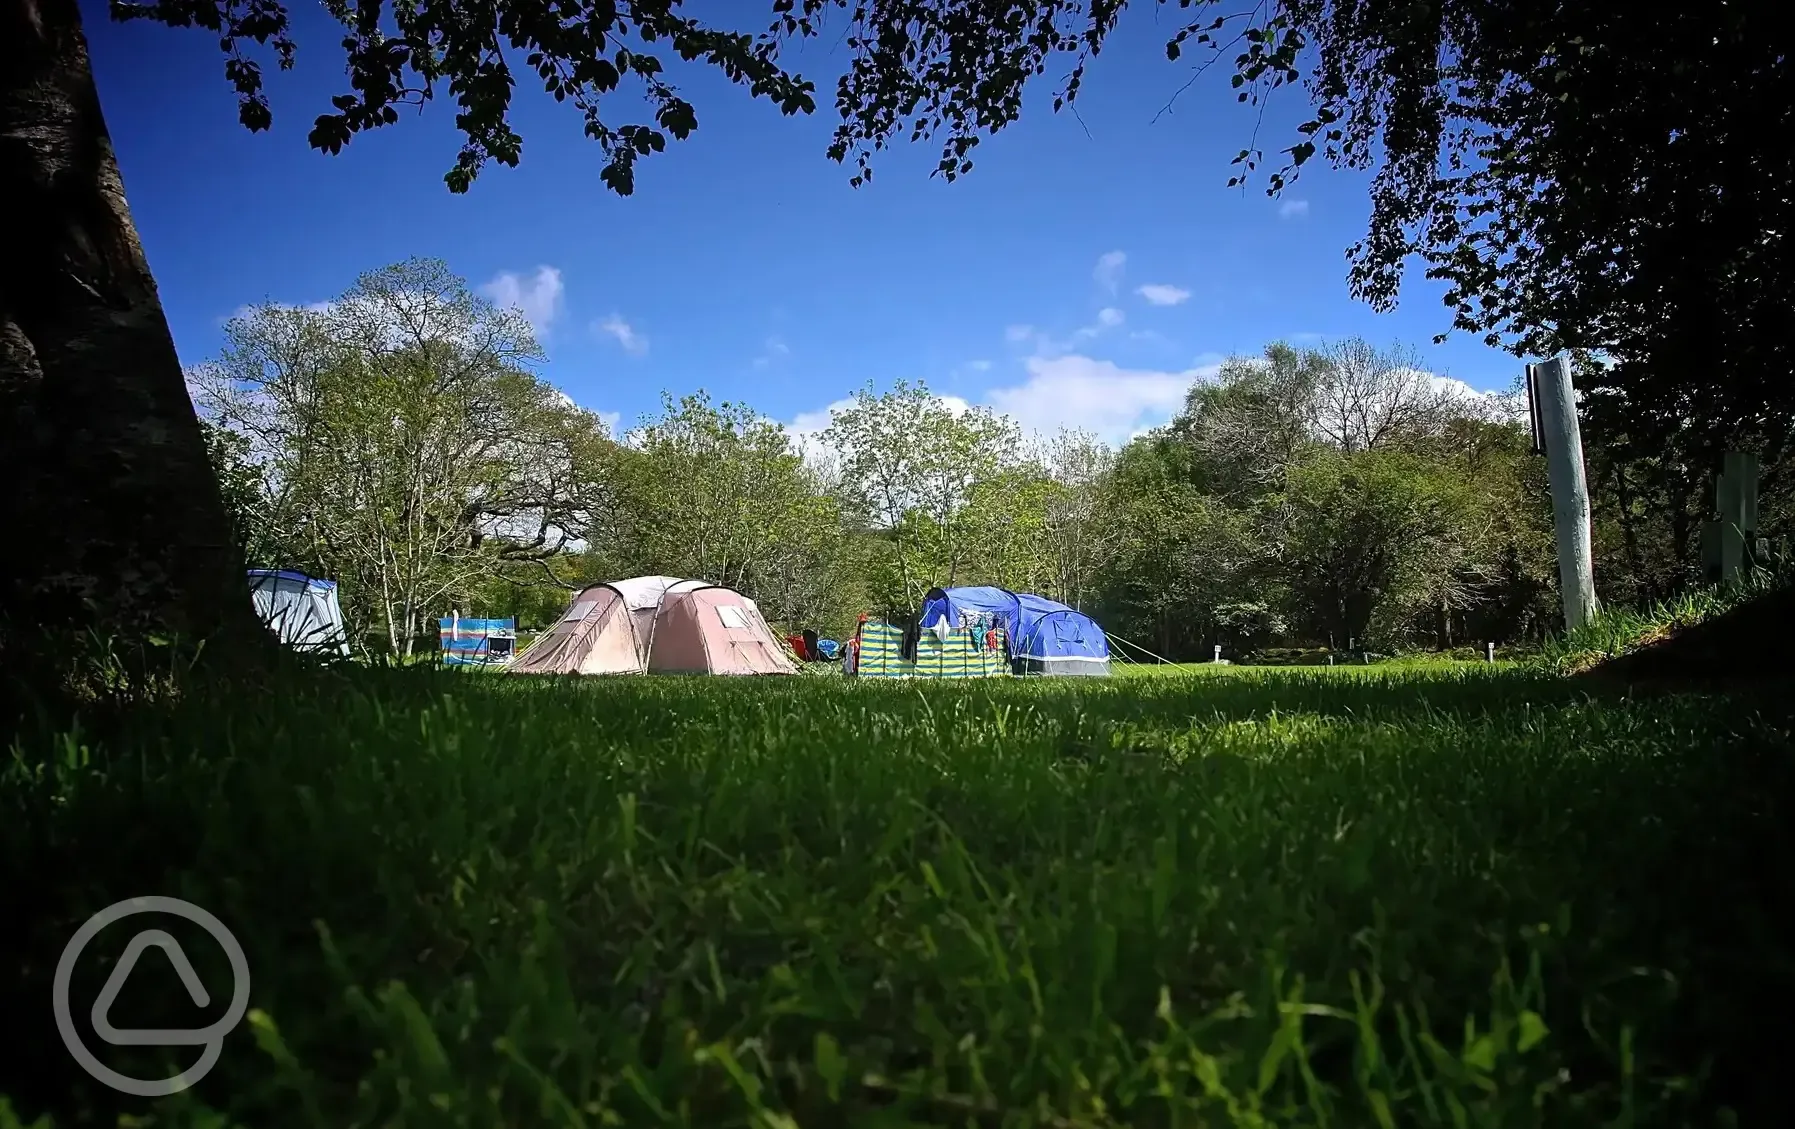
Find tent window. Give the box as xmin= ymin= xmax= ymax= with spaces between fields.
xmin=717 ymin=605 xmax=751 ymax=630
xmin=563 ymin=600 xmax=598 ymax=622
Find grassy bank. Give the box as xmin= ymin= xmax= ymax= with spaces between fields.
xmin=4 ymin=666 xmax=1791 ymax=1127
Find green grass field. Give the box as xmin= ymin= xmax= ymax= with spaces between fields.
xmin=4 ymin=664 xmax=1791 ymax=1127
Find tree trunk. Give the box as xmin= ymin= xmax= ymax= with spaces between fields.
xmin=384 ymin=601 xmax=402 ymax=656
xmin=0 ymin=0 xmax=262 ymax=665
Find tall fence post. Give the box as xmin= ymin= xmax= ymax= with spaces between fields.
xmin=1702 ymin=450 xmax=1760 ymax=586
xmin=1527 ymin=355 xmax=1600 ymax=631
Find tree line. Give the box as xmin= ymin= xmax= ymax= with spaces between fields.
xmin=195 ymin=259 xmax=1790 ymax=661
xmin=7 ymin=0 xmax=1782 ymax=676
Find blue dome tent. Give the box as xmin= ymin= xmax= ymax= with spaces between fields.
xmin=917 ymin=586 xmax=1111 ymax=677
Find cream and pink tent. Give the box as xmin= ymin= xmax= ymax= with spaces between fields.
xmin=510 ymin=575 xmax=797 ymax=677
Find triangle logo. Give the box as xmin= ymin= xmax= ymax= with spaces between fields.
xmin=89 ymin=929 xmax=214 ymax=1046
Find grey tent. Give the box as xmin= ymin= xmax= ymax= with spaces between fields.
xmin=248 ymin=569 xmax=351 ymax=655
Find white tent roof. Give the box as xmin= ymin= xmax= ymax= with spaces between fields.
xmin=606 ymin=575 xmax=707 ymax=610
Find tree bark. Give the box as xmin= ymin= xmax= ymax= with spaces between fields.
xmin=0 ymin=0 xmax=263 ymax=664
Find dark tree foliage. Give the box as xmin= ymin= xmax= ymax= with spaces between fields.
xmin=110 ymin=0 xmax=819 ymax=194
xmin=198 ymin=418 xmax=273 ymax=568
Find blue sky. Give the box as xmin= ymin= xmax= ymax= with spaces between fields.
xmin=89 ymin=0 xmax=1525 ymax=445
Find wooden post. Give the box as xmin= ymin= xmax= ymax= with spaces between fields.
xmin=1703 ymin=450 xmax=1760 ymax=586
xmin=1527 ymin=356 xmax=1600 ymax=631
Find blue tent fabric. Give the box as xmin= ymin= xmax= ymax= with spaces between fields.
xmin=918 ymin=586 xmax=1110 ymax=676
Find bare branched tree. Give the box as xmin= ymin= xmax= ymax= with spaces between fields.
xmin=1307 ymin=338 xmax=1456 ymax=453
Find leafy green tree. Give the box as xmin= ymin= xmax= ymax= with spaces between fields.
xmin=747 ymin=489 xmax=872 ymax=636
xmin=611 ymin=391 xmax=827 ymax=615
xmin=1283 ymin=450 xmax=1484 ymax=648
xmin=192 ymin=259 xmax=609 ymax=653
xmin=1095 ymin=428 xmax=1288 ymax=658
xmin=964 ymin=464 xmax=1059 ymax=597
xmin=198 ymin=418 xmax=279 ymax=571
xmin=455 ymin=554 xmax=591 ymax=631
xmin=1095 ymin=332 xmax=1590 ymax=654
xmin=822 ymin=380 xmax=1018 ymax=607
xmin=1036 ymin=429 xmax=1117 ymax=609
xmin=1170 ymin=344 xmax=1323 ymax=500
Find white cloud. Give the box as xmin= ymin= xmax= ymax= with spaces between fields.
xmin=1278 ymin=199 xmax=1311 ymax=219
xmin=543 ymin=388 xmax=625 ymax=437
xmin=964 ymin=359 xmax=993 ymax=372
xmin=752 ymin=335 xmax=791 ymax=369
xmin=788 ymin=399 xmax=849 ymax=447
xmin=985 ymin=354 xmax=1211 ymax=445
xmin=1094 ymin=250 xmax=1127 ymax=293
xmin=479 ymin=266 xmax=564 ymax=340
xmin=788 ymin=354 xmax=1210 ymax=453
xmin=1382 ymin=368 xmax=1506 ymax=409
xmin=1014 ymin=309 xmax=1128 ymax=357
xmin=595 ymin=313 xmax=648 ymax=356
xmin=1429 ymin=373 xmax=1523 ymax=420
xmin=1136 ymin=284 xmax=1192 ymax=307
xmin=1430 ymin=374 xmax=1484 ymax=400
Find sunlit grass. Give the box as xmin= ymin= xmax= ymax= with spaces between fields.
xmin=1537 ymin=569 xmax=1788 ymax=674
xmin=3 ymin=665 xmax=1787 ymax=1126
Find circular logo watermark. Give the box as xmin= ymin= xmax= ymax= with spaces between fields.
xmin=53 ymin=896 xmax=251 ymax=1097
